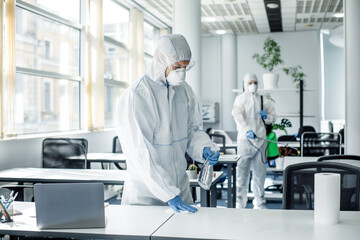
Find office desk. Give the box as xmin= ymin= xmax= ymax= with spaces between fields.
xmin=67 ymin=153 xmax=127 ymax=169
xmin=69 ymin=153 xmax=237 ymax=208
xmin=0 ymin=202 xmax=173 ymax=240
xmin=189 ymin=172 xmax=223 ymax=207
xmin=218 ymin=154 xmax=240 ymax=208
xmin=0 ymin=168 xmax=222 ymax=207
xmin=151 ymin=207 xmax=360 ymax=240
xmin=0 ymin=168 xmax=126 ymax=185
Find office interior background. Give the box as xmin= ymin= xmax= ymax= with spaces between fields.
xmin=0 ymin=0 xmax=359 ymax=171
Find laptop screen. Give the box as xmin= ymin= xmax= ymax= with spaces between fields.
xmin=34 ymin=182 xmax=105 ymax=229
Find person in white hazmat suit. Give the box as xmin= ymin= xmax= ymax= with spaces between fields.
xmin=232 ymin=73 xmax=276 ymax=209
xmin=116 ymin=34 xmax=220 ymax=213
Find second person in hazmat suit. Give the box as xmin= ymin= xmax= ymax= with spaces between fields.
xmin=116 ymin=34 xmax=220 ymax=213
xmin=232 ymin=73 xmax=276 ymax=209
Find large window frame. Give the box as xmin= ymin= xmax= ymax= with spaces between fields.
xmin=103 ymin=0 xmax=130 ymax=129
xmin=13 ymin=0 xmax=83 ymax=135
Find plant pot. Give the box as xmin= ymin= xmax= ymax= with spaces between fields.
xmin=263 ymin=73 xmax=279 ymax=89
xmin=275 ymin=157 xmax=284 ymax=170
xmin=186 ymin=170 xmax=198 ymax=179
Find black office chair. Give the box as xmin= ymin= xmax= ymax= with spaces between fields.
xmin=111 ymin=136 xmax=126 ymax=170
xmin=318 ymin=155 xmax=360 ymax=168
xmin=278 ymin=135 xmax=297 ymax=141
xmin=42 ymin=138 xmax=88 ymax=169
xmin=283 ymin=161 xmax=360 ymax=211
xmin=297 ymin=126 xmax=317 ymax=139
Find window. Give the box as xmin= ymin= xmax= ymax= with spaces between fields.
xmin=144 ymin=21 xmax=159 ymax=71
xmin=14 ymin=1 xmax=82 ymax=134
xmin=15 ymin=74 xmax=80 ymax=133
xmin=22 ymin=0 xmax=80 ymax=23
xmin=15 ymin=7 xmax=80 ymax=75
xmin=103 ymin=0 xmax=129 ymax=45
xmin=103 ymin=0 xmax=130 ymax=128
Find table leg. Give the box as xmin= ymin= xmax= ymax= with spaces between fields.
xmin=210 ymin=185 xmax=217 ymax=207
xmin=232 ymin=163 xmax=237 ymax=208
xmin=200 ymin=188 xmax=209 ymax=207
xmin=227 ymin=164 xmax=232 ymax=208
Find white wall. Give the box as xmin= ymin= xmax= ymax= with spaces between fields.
xmin=202 ymin=31 xmax=322 ymax=135
xmin=237 ymin=31 xmax=322 ymax=135
xmin=202 ymin=36 xmax=221 ymax=131
xmin=323 ymin=34 xmax=345 ymax=120
xmin=0 ymin=130 xmax=117 ymax=170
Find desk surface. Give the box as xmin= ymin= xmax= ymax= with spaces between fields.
xmin=0 ymin=168 xmax=126 ymax=185
xmin=189 ymin=171 xmax=223 ymax=187
xmin=218 ymin=154 xmax=240 ymax=164
xmin=0 ymin=168 xmax=222 ymax=189
xmin=67 ymin=152 xmax=127 ymax=163
xmin=152 ymin=207 xmax=360 ymax=240
xmin=1 ymin=202 xmax=173 ymax=240
xmin=69 ymin=153 xmax=239 ymax=164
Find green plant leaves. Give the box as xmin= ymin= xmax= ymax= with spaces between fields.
xmin=252 ymin=37 xmax=284 ymax=72
xmin=282 ymin=65 xmax=307 ymax=89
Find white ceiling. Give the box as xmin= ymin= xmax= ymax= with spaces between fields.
xmin=133 ymin=0 xmax=343 ymax=35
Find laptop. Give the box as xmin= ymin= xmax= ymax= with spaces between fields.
xmin=34 ymin=182 xmax=105 ymax=229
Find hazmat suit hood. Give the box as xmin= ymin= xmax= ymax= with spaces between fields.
xmin=243 ymin=73 xmax=258 ymax=92
xmin=146 ymin=34 xmax=193 ymax=84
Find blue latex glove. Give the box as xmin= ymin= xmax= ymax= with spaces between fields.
xmin=202 ymin=147 xmax=220 ymax=166
xmin=167 ymin=196 xmax=197 ymax=213
xmin=246 ymin=130 xmax=256 ymax=139
xmin=259 ymin=110 xmax=267 ymax=120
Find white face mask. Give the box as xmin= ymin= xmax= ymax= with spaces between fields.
xmin=248 ymin=83 xmax=258 ymax=94
xmin=167 ymin=68 xmax=186 ymax=86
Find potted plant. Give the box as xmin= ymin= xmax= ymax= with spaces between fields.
xmin=252 ymin=37 xmax=284 ymax=89
xmin=283 ymin=65 xmax=306 ymax=89
xmin=186 ymin=163 xmax=198 ymax=179
xmin=272 ymin=118 xmax=292 ymax=134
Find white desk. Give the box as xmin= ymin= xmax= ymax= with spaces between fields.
xmin=69 ymin=153 xmax=237 ymax=207
xmin=1 ymin=202 xmax=173 ymax=240
xmin=0 ymin=168 xmax=223 ymax=207
xmin=67 ymin=152 xmax=127 ymax=169
xmin=151 ymin=207 xmax=360 ymax=240
xmin=3 ymin=203 xmax=360 ymax=240
xmin=0 ymin=168 xmax=126 ymax=185
xmin=189 ymin=172 xmax=224 ymax=207
xmin=218 ymin=154 xmax=240 ymax=208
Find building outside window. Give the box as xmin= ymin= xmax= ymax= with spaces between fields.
xmin=103 ymin=0 xmax=129 ymax=128
xmin=14 ymin=0 xmax=82 ymax=134
xmin=144 ymin=20 xmax=159 ymax=72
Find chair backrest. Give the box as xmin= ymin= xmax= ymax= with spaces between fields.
xmin=278 ymin=135 xmax=297 ymax=141
xmin=42 ymin=138 xmax=88 ymax=169
xmin=318 ymin=155 xmax=360 ymax=168
xmin=283 ymin=161 xmax=360 ymax=211
xmin=208 ymin=133 xmax=226 ymax=154
xmin=297 ymin=125 xmax=316 ymax=139
xmin=112 ymin=136 xmax=122 ymax=153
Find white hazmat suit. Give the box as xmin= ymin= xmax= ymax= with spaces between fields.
xmin=232 ymin=73 xmax=276 ymax=209
xmin=116 ymin=34 xmax=218 ymax=206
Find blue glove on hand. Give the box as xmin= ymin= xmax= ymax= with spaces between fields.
xmin=246 ymin=130 xmax=256 ymax=139
xmin=167 ymin=196 xmax=197 ymax=213
xmin=259 ymin=110 xmax=267 ymax=120
xmin=202 ymin=147 xmax=220 ymax=166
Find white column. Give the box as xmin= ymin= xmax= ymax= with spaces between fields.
xmin=344 ymin=0 xmax=360 ymax=154
xmin=221 ymin=34 xmax=237 ymax=131
xmin=173 ymin=0 xmax=202 ymax=101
